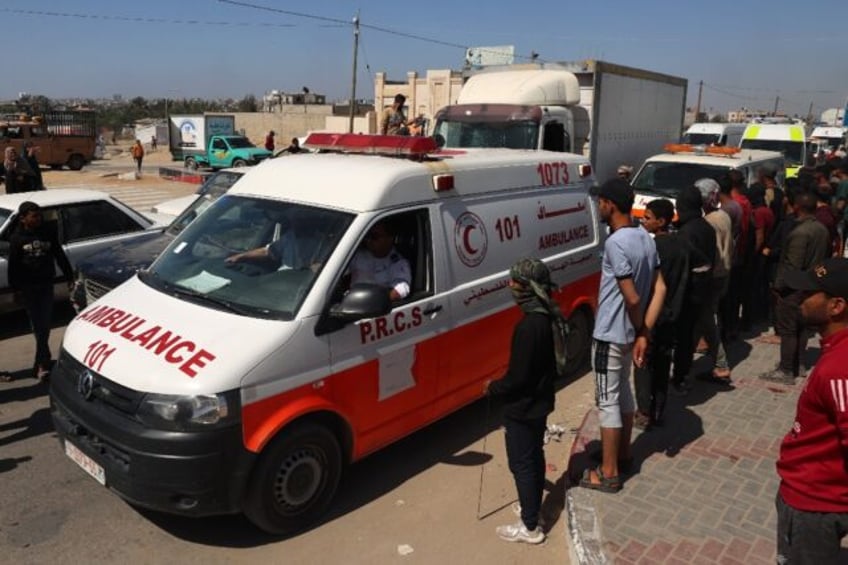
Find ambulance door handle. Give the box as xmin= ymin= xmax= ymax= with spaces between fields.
xmin=422 ymin=305 xmax=443 ymax=316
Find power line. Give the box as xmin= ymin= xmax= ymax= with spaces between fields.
xmin=1 ymin=7 xmax=296 ymax=28
xmin=216 ymin=0 xmax=542 ymax=62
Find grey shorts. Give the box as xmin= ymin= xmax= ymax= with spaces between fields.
xmin=592 ymin=340 xmax=635 ymax=428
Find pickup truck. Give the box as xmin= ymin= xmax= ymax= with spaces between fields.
xmin=184 ymin=135 xmax=271 ymax=170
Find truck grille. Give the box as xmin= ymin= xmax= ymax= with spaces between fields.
xmin=84 ymin=278 xmax=113 ymax=304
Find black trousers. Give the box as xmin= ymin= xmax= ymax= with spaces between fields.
xmin=21 ymin=284 xmax=54 ymax=367
xmin=634 ymin=322 xmax=674 ymax=421
xmin=504 ymin=416 xmax=546 ymax=531
xmin=776 ymin=493 xmax=848 ymax=564
xmin=672 ymin=300 xmax=701 ymax=383
xmin=775 ymin=291 xmax=807 ymax=375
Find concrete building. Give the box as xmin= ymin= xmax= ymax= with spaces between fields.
xmin=374 ymin=69 xmax=464 ymax=129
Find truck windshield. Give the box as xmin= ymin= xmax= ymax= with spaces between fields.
xmin=740 ymin=139 xmax=805 ymax=166
xmin=682 ymin=133 xmax=720 ymax=145
xmin=226 ymin=137 xmax=256 ymax=149
xmin=433 ymin=119 xmax=538 ymax=149
xmin=145 ymin=195 xmax=354 ymax=319
xmin=632 ymin=162 xmax=731 ymax=197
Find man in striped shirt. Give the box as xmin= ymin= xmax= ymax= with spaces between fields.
xmin=774 ymin=257 xmax=848 ymax=564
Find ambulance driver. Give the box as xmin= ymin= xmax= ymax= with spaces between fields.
xmin=349 ymin=220 xmax=411 ymax=301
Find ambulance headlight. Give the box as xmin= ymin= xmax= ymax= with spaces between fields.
xmin=137 ymin=391 xmax=238 ymax=431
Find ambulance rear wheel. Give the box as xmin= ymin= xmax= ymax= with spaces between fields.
xmin=565 ymin=309 xmax=592 ymax=377
xmin=243 ymin=422 xmax=342 ymax=535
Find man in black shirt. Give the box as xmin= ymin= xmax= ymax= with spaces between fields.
xmin=484 ymin=258 xmax=563 ymax=545
xmin=634 ymin=199 xmax=689 ymax=427
xmin=8 ymin=201 xmax=73 ymax=380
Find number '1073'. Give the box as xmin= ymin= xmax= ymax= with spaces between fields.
xmin=537 ymin=162 xmax=570 ymax=186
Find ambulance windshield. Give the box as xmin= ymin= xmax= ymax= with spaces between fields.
xmin=632 ymin=162 xmax=730 ymax=197
xmin=143 ymin=195 xmax=354 ymax=319
xmin=739 ymin=139 xmax=805 ymax=166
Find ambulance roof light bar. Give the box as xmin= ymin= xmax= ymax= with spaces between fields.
xmin=303 ymin=133 xmax=439 ymax=157
xmin=663 ymin=143 xmax=741 ymax=157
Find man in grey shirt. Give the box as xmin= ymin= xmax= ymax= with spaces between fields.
xmin=580 ymin=179 xmax=666 ymax=493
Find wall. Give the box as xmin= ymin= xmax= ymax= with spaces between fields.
xmin=214 ymin=106 xmax=334 ymax=147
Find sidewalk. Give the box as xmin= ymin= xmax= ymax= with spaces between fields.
xmin=564 ymin=333 xmax=822 ymax=564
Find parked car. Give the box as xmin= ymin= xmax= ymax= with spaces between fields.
xmin=72 ymin=170 xmax=245 ymax=310
xmin=151 ymin=169 xmax=245 ymax=219
xmin=0 ymin=189 xmax=169 ymax=313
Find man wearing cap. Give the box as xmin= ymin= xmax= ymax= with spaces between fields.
xmin=773 ymin=257 xmax=848 ymax=563
xmin=580 ymin=179 xmax=666 ymax=492
xmin=760 ymin=191 xmax=830 ymax=384
xmin=8 ymin=201 xmax=73 ymax=380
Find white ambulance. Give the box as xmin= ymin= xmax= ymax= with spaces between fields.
xmin=739 ymin=123 xmax=807 ymax=178
xmin=50 ymin=134 xmax=604 ymax=534
xmin=630 ymin=144 xmax=785 ymax=218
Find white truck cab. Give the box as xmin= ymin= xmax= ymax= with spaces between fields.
xmin=50 ymin=134 xmax=604 ymax=534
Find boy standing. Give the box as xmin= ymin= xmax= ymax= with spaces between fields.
xmin=580 ymin=179 xmax=666 ymax=492
xmin=634 ymin=199 xmax=689 ymax=428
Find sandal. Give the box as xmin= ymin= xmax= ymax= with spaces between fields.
xmin=0 ymin=371 xmax=12 ymax=383
xmin=696 ymin=371 xmax=733 ymax=386
xmin=579 ymin=466 xmax=622 ymax=493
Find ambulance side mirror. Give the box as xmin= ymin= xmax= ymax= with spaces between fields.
xmin=329 ymin=284 xmax=392 ymax=322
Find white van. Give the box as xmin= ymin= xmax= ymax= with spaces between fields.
xmin=682 ymin=123 xmax=746 ymax=147
xmin=740 ymin=123 xmax=807 ymax=178
xmin=808 ymin=125 xmax=847 ymax=156
xmin=630 ymin=144 xmax=785 ymax=217
xmin=50 ymin=134 xmax=603 ymax=534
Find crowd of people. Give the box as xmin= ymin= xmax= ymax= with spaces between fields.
xmin=482 ymin=159 xmax=847 ymax=554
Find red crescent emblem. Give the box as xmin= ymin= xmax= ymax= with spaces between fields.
xmin=463 ymin=225 xmax=477 ymax=254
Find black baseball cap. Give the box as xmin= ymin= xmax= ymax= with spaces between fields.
xmin=784 ymin=258 xmax=848 ymax=300
xmin=590 ymin=178 xmax=634 ymax=213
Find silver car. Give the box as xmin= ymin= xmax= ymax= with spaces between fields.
xmin=0 ymin=189 xmax=168 ymax=313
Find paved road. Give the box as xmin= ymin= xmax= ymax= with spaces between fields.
xmin=0 ymin=300 xmax=596 ymax=563
xmin=565 ymin=330 xmax=848 ymax=564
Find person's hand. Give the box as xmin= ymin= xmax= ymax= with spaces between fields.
xmin=633 ymin=335 xmax=648 ymax=368
xmin=225 ymin=253 xmax=241 ymax=264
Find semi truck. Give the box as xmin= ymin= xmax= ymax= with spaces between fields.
xmin=0 ymin=110 xmax=97 ymax=171
xmin=168 ymin=114 xmax=271 ymax=170
xmin=432 ymin=60 xmax=687 ymax=183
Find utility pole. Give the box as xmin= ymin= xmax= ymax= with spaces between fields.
xmin=348 ymin=12 xmax=360 ymax=134
xmin=694 ymin=80 xmax=703 ymax=122
xmin=773 ymin=95 xmax=780 ymax=115
xmin=806 ymin=101 xmax=814 ymax=125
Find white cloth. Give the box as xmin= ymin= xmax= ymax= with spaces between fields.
xmin=349 ymin=247 xmax=411 ymax=298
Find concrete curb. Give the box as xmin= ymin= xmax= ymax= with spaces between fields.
xmin=565 ymin=408 xmax=609 ymax=564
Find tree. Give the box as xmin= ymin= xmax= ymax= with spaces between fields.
xmin=236 ymin=94 xmax=258 ymax=112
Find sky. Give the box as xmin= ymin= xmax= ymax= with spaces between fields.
xmin=4 ymin=0 xmax=847 ymax=118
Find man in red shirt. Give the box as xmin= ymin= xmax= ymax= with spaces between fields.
xmin=774 ymin=257 xmax=848 ymax=563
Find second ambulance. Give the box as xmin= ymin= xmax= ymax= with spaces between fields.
xmin=50 ymin=134 xmax=603 ymax=534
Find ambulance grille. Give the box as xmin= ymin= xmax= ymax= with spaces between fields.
xmin=57 ymin=350 xmax=142 ymax=417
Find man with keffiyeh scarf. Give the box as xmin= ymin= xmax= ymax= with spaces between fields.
xmin=484 ymin=257 xmax=566 ymax=545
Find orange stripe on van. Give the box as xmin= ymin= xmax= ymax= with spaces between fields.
xmin=241 ymin=271 xmax=600 ymax=458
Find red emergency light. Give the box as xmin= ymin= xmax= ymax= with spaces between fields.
xmin=303 ymin=133 xmax=439 ymax=156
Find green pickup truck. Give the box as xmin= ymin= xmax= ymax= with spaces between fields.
xmin=169 ymin=115 xmax=271 ymax=170
xmin=185 ymin=135 xmax=271 ymax=170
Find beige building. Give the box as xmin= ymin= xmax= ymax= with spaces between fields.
xmin=374 ymin=69 xmax=464 ymax=129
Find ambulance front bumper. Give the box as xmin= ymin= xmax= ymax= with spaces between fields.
xmin=49 ymin=350 xmax=256 ymax=517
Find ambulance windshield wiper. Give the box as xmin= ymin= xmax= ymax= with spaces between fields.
xmin=168 ymin=285 xmax=255 ymax=316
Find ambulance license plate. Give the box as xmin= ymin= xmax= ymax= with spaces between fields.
xmin=65 ymin=440 xmax=106 ymax=485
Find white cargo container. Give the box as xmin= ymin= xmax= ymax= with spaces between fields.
xmin=433 ymin=60 xmax=687 ymax=183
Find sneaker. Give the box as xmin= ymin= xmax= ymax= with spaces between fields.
xmin=496 ymin=520 xmax=545 ymax=544
xmin=511 ymin=502 xmax=546 ymax=528
xmin=758 ymin=369 xmax=795 ymax=385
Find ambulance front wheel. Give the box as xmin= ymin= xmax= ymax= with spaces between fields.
xmin=243 ymin=422 xmax=342 ymax=535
